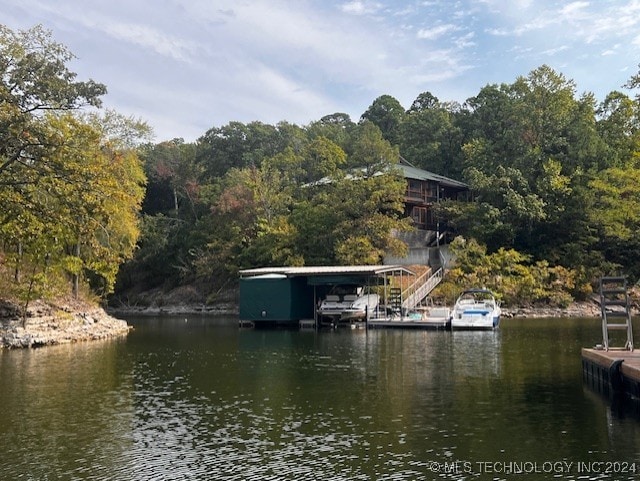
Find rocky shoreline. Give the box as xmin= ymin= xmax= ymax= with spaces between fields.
xmin=502 ymin=301 xmax=602 ymax=319
xmin=0 ymin=297 xmax=619 ymax=350
xmin=1 ymin=298 xmax=131 ymax=349
xmin=107 ymin=300 xmax=604 ymax=319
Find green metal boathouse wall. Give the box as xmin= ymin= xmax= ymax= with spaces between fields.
xmin=239 ymin=276 xmax=315 ymax=322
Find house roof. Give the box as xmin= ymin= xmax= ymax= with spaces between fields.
xmin=303 ymin=157 xmax=469 ymax=191
xmin=398 ymin=158 xmax=468 ymax=190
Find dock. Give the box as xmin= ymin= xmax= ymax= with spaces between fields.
xmin=582 ymin=348 xmax=640 ymax=399
xmin=367 ymin=318 xmax=450 ymax=330
xmin=298 ymin=316 xmax=451 ymax=330
xmin=582 ymin=276 xmax=638 ymax=400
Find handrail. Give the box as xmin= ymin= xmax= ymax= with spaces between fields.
xmin=401 ymin=266 xmax=444 ymax=310
xmin=398 ymin=248 xmax=448 ymax=310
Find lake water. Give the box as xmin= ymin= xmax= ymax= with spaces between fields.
xmin=1 ymin=316 xmax=639 ymax=480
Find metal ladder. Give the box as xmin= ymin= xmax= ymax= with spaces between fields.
xmin=599 ymin=276 xmax=634 ymax=351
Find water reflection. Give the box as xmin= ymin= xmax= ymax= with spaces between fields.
xmin=0 ymin=316 xmax=639 ymax=480
xmin=0 ymin=339 xmax=135 ymax=479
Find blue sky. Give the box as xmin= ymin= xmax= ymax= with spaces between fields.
xmin=2 ymin=0 xmax=640 ymax=142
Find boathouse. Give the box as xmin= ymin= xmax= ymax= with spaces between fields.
xmin=239 ymin=265 xmax=413 ymax=325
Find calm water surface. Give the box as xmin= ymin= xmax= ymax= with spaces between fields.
xmin=1 ymin=316 xmax=639 ymax=480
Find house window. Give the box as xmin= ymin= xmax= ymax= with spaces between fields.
xmin=406 ymin=180 xmax=424 ymax=201
xmin=411 ymin=206 xmax=427 ymax=226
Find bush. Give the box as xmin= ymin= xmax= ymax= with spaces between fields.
xmin=436 ymin=236 xmax=580 ymax=307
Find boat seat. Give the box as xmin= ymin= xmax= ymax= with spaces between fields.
xmin=343 ymin=294 xmax=358 ymax=302
xmin=325 ymin=295 xmax=340 ymax=302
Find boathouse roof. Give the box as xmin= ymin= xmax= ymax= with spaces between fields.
xmin=239 ymin=265 xmax=414 ymax=279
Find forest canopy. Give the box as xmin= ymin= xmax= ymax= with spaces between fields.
xmin=118 ymin=63 xmax=640 ymax=306
xmin=2 ymin=25 xmax=640 ymax=309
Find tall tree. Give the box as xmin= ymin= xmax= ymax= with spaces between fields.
xmin=401 ymin=92 xmax=464 ymax=176
xmin=0 ymin=25 xmax=146 ymax=304
xmin=306 ymin=112 xmax=356 ymax=149
xmin=0 ymin=25 xmax=106 ymax=180
xmin=360 ymin=95 xmax=406 ymax=146
xmin=140 ymin=139 xmax=201 ymax=219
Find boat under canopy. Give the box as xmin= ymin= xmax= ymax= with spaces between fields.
xmin=239 ymin=265 xmax=414 ymax=325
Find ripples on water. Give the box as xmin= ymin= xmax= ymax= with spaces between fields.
xmin=0 ymin=316 xmax=639 ymax=480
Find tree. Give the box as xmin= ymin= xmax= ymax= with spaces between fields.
xmin=401 ymin=91 xmax=464 ymax=176
xmin=306 ymin=112 xmax=356 ymax=150
xmin=597 ymin=91 xmax=640 ymax=168
xmin=196 ymin=121 xmax=304 ymax=179
xmin=0 ymin=25 xmax=106 ymax=180
xmin=206 ymin=159 xmax=297 ymax=270
xmin=0 ymin=25 xmax=146 ymax=306
xmin=360 ymin=95 xmax=406 ymax=145
xmin=139 ymin=139 xmax=201 ymax=219
xmin=349 ymin=121 xmax=399 ymax=177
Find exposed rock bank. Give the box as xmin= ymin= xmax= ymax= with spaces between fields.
xmin=107 ymin=284 xmax=238 ymax=317
xmin=502 ymin=301 xmax=602 ymax=319
xmin=107 ymin=302 xmax=238 ymax=317
xmin=1 ymin=298 xmax=131 ymax=349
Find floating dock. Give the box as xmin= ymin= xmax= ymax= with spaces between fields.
xmin=367 ymin=318 xmax=450 ymax=330
xmin=581 ymin=348 xmax=640 ymax=399
xmin=298 ymin=317 xmax=450 ymax=330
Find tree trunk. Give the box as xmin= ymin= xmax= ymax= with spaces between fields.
xmin=72 ymin=242 xmax=80 ymax=298
xmin=14 ymin=241 xmax=22 ymax=282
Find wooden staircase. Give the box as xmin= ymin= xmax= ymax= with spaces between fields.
xmin=599 ymin=276 xmax=634 ymax=351
xmin=401 ymin=267 xmax=444 ymax=310
xmin=400 ymin=248 xmax=447 ymax=310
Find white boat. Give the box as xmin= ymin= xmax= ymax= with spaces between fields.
xmin=317 ymin=287 xmax=363 ymax=320
xmin=451 ymin=289 xmax=501 ymax=329
xmin=340 ymin=294 xmax=379 ymax=321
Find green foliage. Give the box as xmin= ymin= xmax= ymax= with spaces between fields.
xmin=439 ymin=237 xmax=584 ymax=307
xmin=114 ymin=61 xmax=640 ymax=302
xmin=401 ymin=92 xmax=464 ymax=177
xmin=360 ymin=95 xmax=406 ymax=145
xmin=0 ymin=25 xmax=146 ymax=306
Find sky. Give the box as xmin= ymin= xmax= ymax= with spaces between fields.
xmin=2 ymin=0 xmax=640 ymax=142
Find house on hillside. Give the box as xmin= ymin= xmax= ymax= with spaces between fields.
xmin=398 ymin=158 xmax=469 ymax=234
xmin=388 ymin=158 xmax=469 ymax=266
xmin=306 ymin=157 xmax=470 ymax=265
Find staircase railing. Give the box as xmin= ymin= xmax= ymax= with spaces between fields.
xmin=401 ymin=267 xmax=444 ymax=310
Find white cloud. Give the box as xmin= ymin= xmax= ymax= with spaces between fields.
xmin=99 ymin=22 xmax=198 ymax=63
xmin=3 ymin=0 xmax=638 ymax=141
xmin=339 ymin=0 xmax=382 ymax=15
xmin=416 ymin=24 xmax=456 ymax=40
xmin=541 ymin=45 xmax=569 ymax=56
xmin=559 ymin=1 xmax=590 ymax=16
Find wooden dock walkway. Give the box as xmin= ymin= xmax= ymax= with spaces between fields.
xmin=582 ymin=348 xmax=640 ymax=399
xmin=367 ymin=318 xmax=450 ymax=330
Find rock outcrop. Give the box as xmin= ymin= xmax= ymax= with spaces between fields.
xmin=1 ymin=298 xmax=130 ymax=349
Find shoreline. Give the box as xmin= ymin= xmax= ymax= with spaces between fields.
xmin=1 ymin=298 xmax=131 ymax=349
xmin=0 ymin=299 xmax=620 ymax=350
xmin=107 ymin=300 xmax=604 ymax=319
